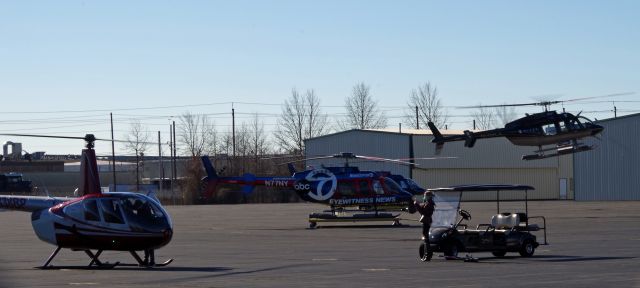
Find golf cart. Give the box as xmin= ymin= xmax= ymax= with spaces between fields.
xmin=419 ymin=184 xmax=547 ymax=261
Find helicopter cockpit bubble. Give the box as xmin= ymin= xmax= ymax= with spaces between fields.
xmin=121 ymin=194 xmax=171 ymax=232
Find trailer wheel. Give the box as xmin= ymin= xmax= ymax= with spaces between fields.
xmin=309 ymin=222 xmax=317 ymax=229
xmin=419 ymin=243 xmax=432 ymax=262
xmin=519 ymin=240 xmax=535 ymax=257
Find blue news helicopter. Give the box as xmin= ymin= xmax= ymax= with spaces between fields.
xmin=200 ymin=153 xmax=450 ymax=228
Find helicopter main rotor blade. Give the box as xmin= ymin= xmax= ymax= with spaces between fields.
xmin=394 ymin=156 xmax=458 ymax=161
xmin=560 ymin=92 xmax=635 ymax=103
xmin=456 ymin=92 xmax=634 ymax=109
xmin=354 ymin=155 xmax=416 ymax=166
xmin=0 ymin=133 xmax=130 ymax=144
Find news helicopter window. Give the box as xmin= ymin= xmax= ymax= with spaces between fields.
xmin=338 ymin=181 xmax=355 ymax=196
xmin=359 ymin=180 xmax=373 ymax=196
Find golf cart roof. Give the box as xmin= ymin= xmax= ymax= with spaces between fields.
xmin=427 ymin=184 xmax=535 ymax=192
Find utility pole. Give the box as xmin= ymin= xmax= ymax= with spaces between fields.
xmin=415 ymin=106 xmax=419 ymax=129
xmin=399 ymin=123 xmax=402 ymax=133
xmin=169 ymin=124 xmax=174 ymax=205
xmin=172 ymin=121 xmax=177 ymax=202
xmin=135 ymin=148 xmax=139 ymax=191
xmin=158 ymin=131 xmax=163 ymax=196
xmin=473 ymin=119 xmax=476 ymax=130
xmin=232 ymin=104 xmax=236 ymax=157
xmin=110 ymin=113 xmax=116 ymax=191
xmin=614 ymin=102 xmax=617 ymax=118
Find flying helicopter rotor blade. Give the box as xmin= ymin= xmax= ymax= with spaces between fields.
xmin=393 ymin=156 xmax=458 ymax=161
xmin=456 ymin=102 xmax=541 ymax=109
xmin=561 ymin=92 xmax=635 ymax=103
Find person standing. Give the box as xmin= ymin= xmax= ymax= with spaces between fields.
xmin=414 ymin=191 xmax=436 ymax=258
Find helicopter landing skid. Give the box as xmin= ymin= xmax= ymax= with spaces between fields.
xmin=116 ymin=251 xmax=174 ymax=268
xmin=308 ymin=212 xmax=401 ymax=229
xmin=523 ymin=144 xmax=594 ymax=160
xmin=37 ymin=247 xmax=120 ymax=269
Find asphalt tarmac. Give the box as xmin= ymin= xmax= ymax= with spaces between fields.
xmin=1 ymin=201 xmax=639 ymax=287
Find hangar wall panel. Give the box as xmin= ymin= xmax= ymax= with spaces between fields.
xmin=412 ymin=168 xmax=558 ymax=200
xmin=305 ymin=130 xmax=411 ymax=177
xmin=574 ymin=114 xmax=640 ymax=200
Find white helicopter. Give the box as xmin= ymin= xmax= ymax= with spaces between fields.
xmin=0 ymin=134 xmax=173 ymax=269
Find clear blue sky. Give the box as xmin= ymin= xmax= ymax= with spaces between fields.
xmin=0 ymin=1 xmax=638 ymax=154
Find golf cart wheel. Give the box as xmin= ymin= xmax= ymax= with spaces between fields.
xmin=491 ymin=251 xmax=507 ymax=258
xmin=519 ymin=240 xmax=535 ymax=257
xmin=419 ymin=243 xmax=432 ymax=262
xmin=444 ymin=243 xmax=460 ymax=258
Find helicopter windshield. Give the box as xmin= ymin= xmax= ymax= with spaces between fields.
xmin=578 ymin=116 xmax=594 ymax=124
xmin=121 ymin=195 xmax=170 ymax=232
xmin=382 ymin=177 xmax=404 ymax=195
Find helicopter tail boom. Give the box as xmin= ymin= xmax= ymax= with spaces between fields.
xmin=0 ymin=195 xmax=68 ymax=212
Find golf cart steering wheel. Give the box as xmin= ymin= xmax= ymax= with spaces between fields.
xmin=459 ymin=209 xmax=471 ymax=220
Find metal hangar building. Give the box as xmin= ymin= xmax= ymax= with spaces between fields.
xmin=305 ymin=114 xmax=640 ymax=201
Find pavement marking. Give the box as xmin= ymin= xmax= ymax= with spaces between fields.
xmin=362 ymin=268 xmax=390 ymax=272
xmin=68 ymin=283 xmax=98 ymax=286
xmin=312 ymin=258 xmax=338 ymax=261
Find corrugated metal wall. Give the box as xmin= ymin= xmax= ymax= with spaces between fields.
xmin=305 ymin=130 xmax=411 ymax=177
xmin=574 ymin=114 xmax=640 ymax=200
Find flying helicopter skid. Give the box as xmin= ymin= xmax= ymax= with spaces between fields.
xmin=523 ymin=143 xmax=594 ymax=160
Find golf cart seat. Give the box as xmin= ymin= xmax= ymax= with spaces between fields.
xmin=491 ymin=212 xmax=541 ymax=231
xmin=491 ymin=213 xmax=520 ymax=230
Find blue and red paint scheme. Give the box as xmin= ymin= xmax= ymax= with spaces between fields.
xmin=200 ymin=156 xmax=424 ymax=211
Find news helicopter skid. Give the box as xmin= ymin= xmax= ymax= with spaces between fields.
xmin=427 ymin=93 xmax=634 ymax=160
xmin=201 ymin=153 xmax=449 ymax=228
xmin=0 ymin=134 xmax=173 ymax=269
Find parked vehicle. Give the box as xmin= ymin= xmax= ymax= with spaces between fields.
xmin=419 ymin=184 xmax=547 ymax=261
xmin=0 ymin=172 xmax=33 ymax=193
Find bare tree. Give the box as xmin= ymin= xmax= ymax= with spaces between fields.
xmin=304 ymin=90 xmax=329 ymax=139
xmin=275 ymin=88 xmax=329 ymax=153
xmin=178 ymin=111 xmax=214 ymax=157
xmin=495 ymin=105 xmax=518 ymax=126
xmin=249 ymin=113 xmax=269 ymax=157
xmin=124 ymin=120 xmax=150 ymax=156
xmin=470 ymin=106 xmax=496 ymax=130
xmin=204 ymin=123 xmax=220 ymax=156
xmin=404 ymin=82 xmax=448 ymax=129
xmin=341 ymin=82 xmax=387 ymax=129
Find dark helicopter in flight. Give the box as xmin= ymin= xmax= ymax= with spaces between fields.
xmin=200 ymin=153 xmax=448 ymax=227
xmin=427 ymin=94 xmax=633 ymax=160
xmin=0 ymin=134 xmax=173 ymax=269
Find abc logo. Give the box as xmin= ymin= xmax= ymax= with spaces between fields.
xmin=294 ymin=181 xmax=311 ymax=191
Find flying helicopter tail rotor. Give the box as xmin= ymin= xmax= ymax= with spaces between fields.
xmin=463 ymin=130 xmax=477 ymax=148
